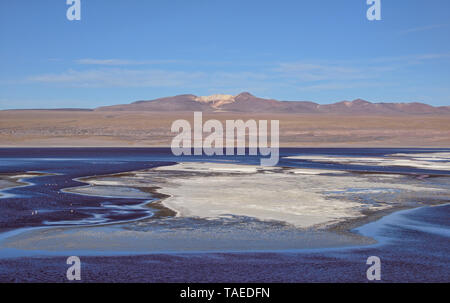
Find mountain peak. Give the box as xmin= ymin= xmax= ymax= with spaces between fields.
xmin=352 ymin=98 xmax=371 ymax=104
xmin=236 ymin=92 xmax=254 ymax=98
xmin=94 ymin=93 xmax=449 ymax=115
xmin=194 ymin=94 xmax=236 ymax=108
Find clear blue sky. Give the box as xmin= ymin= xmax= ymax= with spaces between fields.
xmin=1 ymin=0 xmax=449 ymax=109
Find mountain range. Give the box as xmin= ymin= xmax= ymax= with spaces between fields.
xmin=1 ymin=92 xmax=449 ymax=147
xmin=93 ymin=92 xmax=450 ymax=115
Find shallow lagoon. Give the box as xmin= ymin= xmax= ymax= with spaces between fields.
xmin=0 ymin=148 xmax=449 ymax=282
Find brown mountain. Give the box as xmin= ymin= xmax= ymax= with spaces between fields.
xmin=94 ymin=92 xmax=450 ymax=115
xmin=95 ymin=94 xmax=212 ymax=112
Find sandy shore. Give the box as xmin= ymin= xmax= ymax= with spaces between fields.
xmin=1 ymin=111 xmax=450 ymax=148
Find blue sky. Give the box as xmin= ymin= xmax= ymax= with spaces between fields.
xmin=0 ymin=0 xmax=450 ymax=109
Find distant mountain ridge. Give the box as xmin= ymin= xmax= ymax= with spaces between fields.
xmin=92 ymin=92 xmax=449 ymax=115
